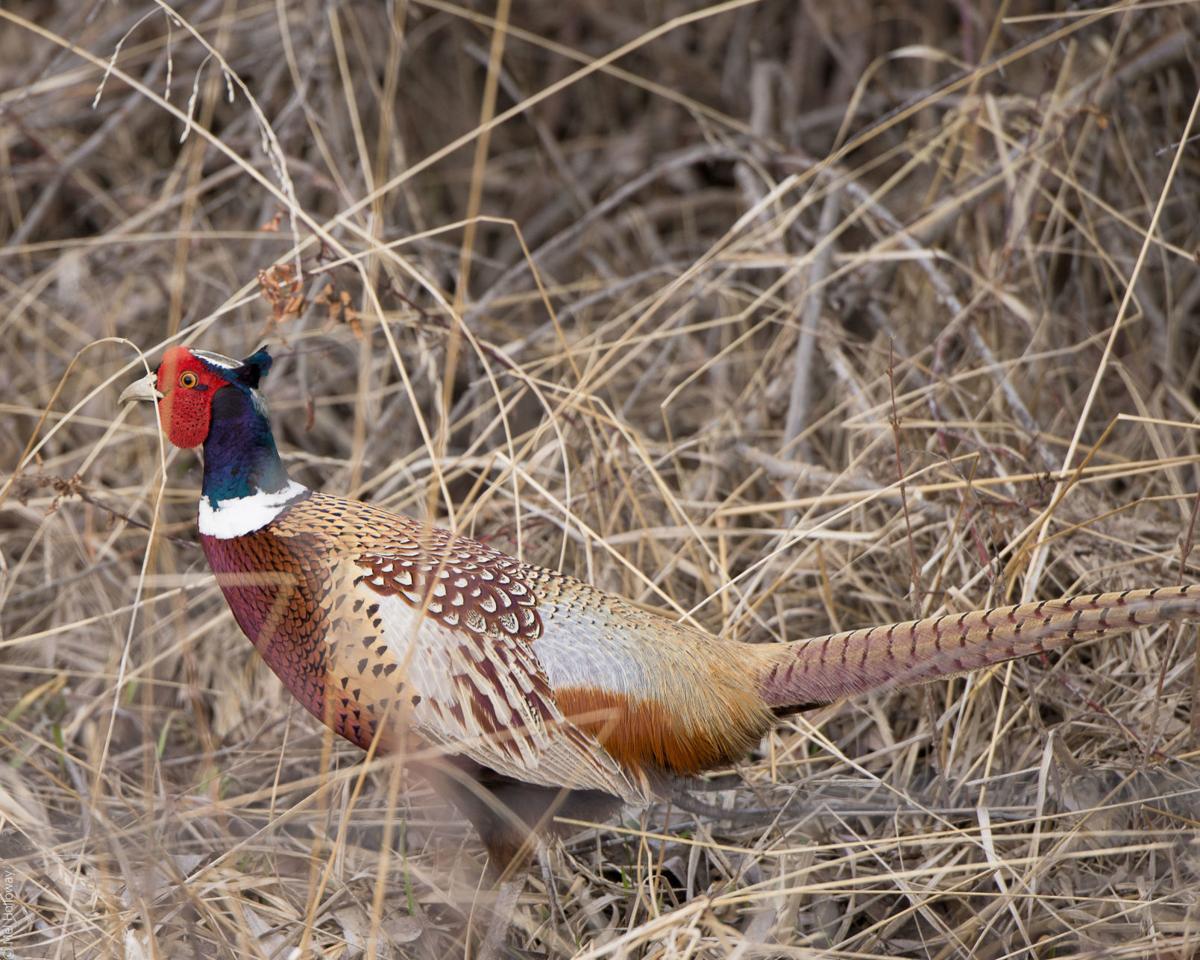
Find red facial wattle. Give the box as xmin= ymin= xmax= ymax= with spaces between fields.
xmin=155 ymin=346 xmax=229 ymax=449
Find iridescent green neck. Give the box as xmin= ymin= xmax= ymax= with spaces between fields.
xmin=201 ymin=386 xmax=289 ymax=508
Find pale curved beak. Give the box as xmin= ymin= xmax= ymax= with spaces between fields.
xmin=119 ymin=372 xmax=163 ymax=405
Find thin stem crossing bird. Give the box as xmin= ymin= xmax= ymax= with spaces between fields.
xmin=121 ymin=345 xmax=1200 ymax=872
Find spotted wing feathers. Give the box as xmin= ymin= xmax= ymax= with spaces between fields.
xmin=358 ymin=547 xmax=542 ymax=640
xmin=273 ymin=494 xmax=649 ymax=802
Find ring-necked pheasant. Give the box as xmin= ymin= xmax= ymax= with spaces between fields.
xmin=121 ymin=345 xmax=1200 ymax=870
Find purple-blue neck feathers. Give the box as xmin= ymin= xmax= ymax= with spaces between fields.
xmin=201 ymin=381 xmax=289 ymax=508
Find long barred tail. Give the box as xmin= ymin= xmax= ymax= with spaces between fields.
xmin=758 ymin=585 xmax=1200 ymax=711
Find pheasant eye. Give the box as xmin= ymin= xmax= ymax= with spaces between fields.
xmin=179 ymin=371 xmax=199 ymax=389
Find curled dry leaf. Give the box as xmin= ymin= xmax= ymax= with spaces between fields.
xmin=258 ymin=263 xmax=305 ymax=324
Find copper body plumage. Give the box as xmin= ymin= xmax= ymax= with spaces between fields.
xmin=201 ymin=491 xmax=771 ymax=801
xmin=123 ymin=346 xmax=1200 ymax=870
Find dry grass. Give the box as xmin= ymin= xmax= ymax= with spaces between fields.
xmin=3 ymin=1 xmax=1200 ymax=956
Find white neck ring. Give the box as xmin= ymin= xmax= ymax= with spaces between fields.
xmin=198 ymin=481 xmax=308 ymax=539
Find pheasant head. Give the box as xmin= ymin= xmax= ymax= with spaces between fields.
xmin=120 ymin=346 xmax=302 ymax=537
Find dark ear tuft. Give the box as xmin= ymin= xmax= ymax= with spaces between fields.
xmin=237 ymin=348 xmax=273 ymax=388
